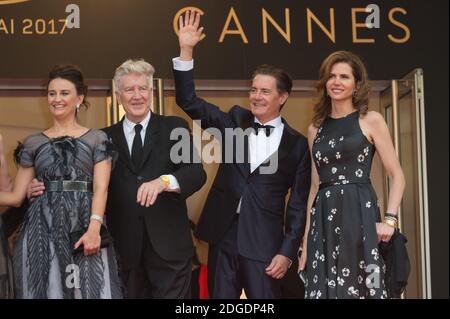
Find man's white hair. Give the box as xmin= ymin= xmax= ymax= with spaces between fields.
xmin=114 ymin=59 xmax=155 ymax=90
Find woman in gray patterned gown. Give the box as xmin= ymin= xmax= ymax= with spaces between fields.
xmin=0 ymin=65 xmax=122 ymax=299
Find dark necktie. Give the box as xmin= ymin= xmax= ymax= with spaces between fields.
xmin=131 ymin=124 xmax=143 ymax=168
xmin=252 ymin=122 xmax=275 ymax=137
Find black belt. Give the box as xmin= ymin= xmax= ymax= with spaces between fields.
xmin=45 ymin=181 xmax=93 ymax=192
xmin=319 ymin=180 xmax=371 ymax=190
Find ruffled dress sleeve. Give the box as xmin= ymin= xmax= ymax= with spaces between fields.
xmin=93 ymin=130 xmax=118 ymax=167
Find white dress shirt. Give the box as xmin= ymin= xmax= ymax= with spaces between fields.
xmin=123 ymin=111 xmax=151 ymax=154
xmin=123 ymin=111 xmax=180 ymax=190
xmin=249 ymin=117 xmax=284 ymax=173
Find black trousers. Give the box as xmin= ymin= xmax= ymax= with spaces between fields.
xmin=122 ymin=223 xmax=191 ymax=299
xmin=207 ymin=215 xmax=282 ymax=299
xmin=280 ymin=255 xmax=305 ymax=299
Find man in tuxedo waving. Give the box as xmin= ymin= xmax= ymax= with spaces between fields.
xmin=173 ymin=11 xmax=311 ymax=298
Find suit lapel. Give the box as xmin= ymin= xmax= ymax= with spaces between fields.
xmin=236 ymin=134 xmax=251 ymax=179
xmin=109 ymin=119 xmax=135 ymax=173
xmin=110 ymin=114 xmax=160 ymax=173
xmin=139 ymin=112 xmax=160 ymax=170
xmin=236 ymin=115 xmax=253 ymax=179
xmin=277 ymin=120 xmax=297 ymax=162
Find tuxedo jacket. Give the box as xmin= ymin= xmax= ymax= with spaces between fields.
xmin=102 ymin=113 xmax=206 ymax=270
xmin=174 ymin=69 xmax=311 ymax=263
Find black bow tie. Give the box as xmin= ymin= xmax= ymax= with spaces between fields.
xmin=252 ymin=122 xmax=275 ymax=137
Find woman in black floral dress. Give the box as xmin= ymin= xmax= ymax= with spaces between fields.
xmin=0 ymin=65 xmax=122 ymax=298
xmin=299 ymin=51 xmax=405 ymax=299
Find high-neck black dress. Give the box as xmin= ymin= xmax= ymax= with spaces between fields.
xmin=305 ymin=111 xmax=388 ymax=299
xmin=13 ymin=129 xmax=122 ymax=299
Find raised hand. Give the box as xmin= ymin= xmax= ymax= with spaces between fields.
xmin=178 ymin=11 xmax=204 ymax=60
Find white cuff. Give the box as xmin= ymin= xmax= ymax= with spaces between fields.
xmin=162 ymin=174 xmax=181 ymax=191
xmin=172 ymin=57 xmax=194 ymax=71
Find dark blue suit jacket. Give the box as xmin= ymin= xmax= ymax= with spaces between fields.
xmin=174 ymin=69 xmax=311 ymax=263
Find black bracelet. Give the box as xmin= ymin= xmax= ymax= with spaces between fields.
xmin=385 ymin=212 xmax=398 ymax=219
